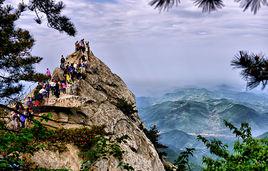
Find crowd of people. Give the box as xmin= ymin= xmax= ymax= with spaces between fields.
xmin=11 ymin=39 xmax=91 ymax=129
xmin=11 ymin=100 xmax=33 ymax=130
xmin=75 ymin=39 xmax=90 ymax=53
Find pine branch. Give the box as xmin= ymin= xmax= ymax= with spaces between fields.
xmin=149 ymin=0 xmax=267 ymax=13
xmin=27 ymin=0 xmax=76 ymax=36
xmin=149 ymin=0 xmax=180 ymax=11
xmin=231 ymin=51 xmax=268 ymax=89
xmin=194 ymin=0 xmax=224 ymax=12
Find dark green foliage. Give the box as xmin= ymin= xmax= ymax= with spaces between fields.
xmin=174 ymin=148 xmax=195 ymax=171
xmin=0 ymin=1 xmax=43 ymax=102
xmin=197 ymin=136 xmax=229 ymax=159
xmin=231 ymin=51 xmax=268 ymax=89
xmin=149 ymin=0 xmax=266 ymax=13
xmin=46 ymin=126 xmax=108 ymax=148
xmin=197 ymin=120 xmax=268 ymax=171
xmin=28 ymin=0 xmax=76 ymax=36
xmin=79 ymin=136 xmax=110 ymax=162
xmin=115 ymin=134 xmax=130 ymax=144
xmin=143 ymin=124 xmax=168 ymax=160
xmin=79 ymin=135 xmax=125 ymax=170
xmin=110 ymin=143 xmax=124 ymax=160
xmin=115 ymin=98 xmax=137 ymax=120
xmin=0 ymin=120 xmax=123 ymax=170
xmin=0 ymin=120 xmax=51 ymax=169
xmin=118 ymin=161 xmax=135 ymax=171
xmin=0 ymin=0 xmax=74 ymax=103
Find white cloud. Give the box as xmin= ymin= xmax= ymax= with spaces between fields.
xmin=4 ymin=0 xmax=268 ymax=95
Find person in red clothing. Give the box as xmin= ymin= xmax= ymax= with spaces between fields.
xmin=33 ymin=100 xmax=40 ymax=107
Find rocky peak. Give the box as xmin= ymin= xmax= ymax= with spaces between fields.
xmin=30 ymin=50 xmax=165 ymax=171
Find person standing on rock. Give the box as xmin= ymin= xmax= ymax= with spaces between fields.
xmin=61 ymin=81 xmax=67 ymax=94
xmin=66 ymin=72 xmax=72 ymax=84
xmin=65 ymin=62 xmax=70 ymax=72
xmin=60 ymin=55 xmax=65 ymax=64
xmin=80 ymin=59 xmax=86 ymax=74
xmin=68 ymin=63 xmax=75 ymax=81
xmin=49 ymin=79 xmax=56 ymax=95
xmin=81 ymin=55 xmax=86 ymax=62
xmin=12 ymin=111 xmax=19 ymax=130
xmin=85 ymin=41 xmax=90 ymax=57
xmin=33 ymin=99 xmax=41 ymax=107
xmin=15 ymin=102 xmax=23 ymax=113
xmin=80 ymin=39 xmax=85 ymax=53
xmin=26 ymin=108 xmax=33 ymax=125
xmin=60 ymin=63 xmax=65 ymax=70
xmin=25 ymin=97 xmax=33 ymax=109
xmin=19 ymin=113 xmax=27 ymax=128
xmin=38 ymin=86 xmax=47 ymax=104
xmin=46 ymin=68 xmax=51 ymax=79
xmin=75 ymin=41 xmax=79 ymax=51
xmin=54 ymin=82 xmax=60 ymax=98
xmin=60 ymin=55 xmax=65 ymax=70
xmin=39 ymin=85 xmax=47 ymax=97
xmin=17 ymin=106 xmax=26 ymax=128
xmin=45 ymin=82 xmax=50 ymax=99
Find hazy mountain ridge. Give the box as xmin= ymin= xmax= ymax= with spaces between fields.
xmin=258 ymin=132 xmax=268 ymax=138
xmin=138 ymin=87 xmax=268 ymax=113
xmin=137 ymin=87 xmax=268 ymax=167
xmin=139 ymin=99 xmax=268 ymax=134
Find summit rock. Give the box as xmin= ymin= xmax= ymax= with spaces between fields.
xmin=29 ymin=50 xmax=165 ymax=171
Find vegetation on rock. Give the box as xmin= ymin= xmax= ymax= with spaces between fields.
xmin=143 ymin=124 xmax=168 ymax=160
xmin=0 ymin=117 xmax=129 ymax=170
xmin=115 ymin=98 xmax=137 ymax=121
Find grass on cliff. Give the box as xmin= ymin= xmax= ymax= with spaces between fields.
xmin=0 ymin=118 xmax=131 ymax=170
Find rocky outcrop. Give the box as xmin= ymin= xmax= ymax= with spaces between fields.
xmin=30 ymin=50 xmax=165 ymax=171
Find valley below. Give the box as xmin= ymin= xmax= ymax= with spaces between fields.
xmin=136 ymin=87 xmax=268 ymax=169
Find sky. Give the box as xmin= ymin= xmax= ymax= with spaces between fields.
xmin=6 ymin=0 xmax=268 ymax=96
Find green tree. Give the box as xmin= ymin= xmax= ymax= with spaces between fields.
xmin=0 ymin=0 xmax=76 ymax=103
xmin=0 ymin=0 xmax=76 ymax=166
xmin=143 ymin=125 xmax=168 ymax=160
xmin=197 ymin=120 xmax=268 ymax=171
xmin=149 ymin=0 xmax=267 ymax=13
xmin=174 ymin=148 xmax=195 ymax=171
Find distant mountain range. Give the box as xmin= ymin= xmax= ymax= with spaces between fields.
xmin=136 ymin=87 xmax=268 ymax=167
xmin=258 ymin=131 xmax=268 ymax=139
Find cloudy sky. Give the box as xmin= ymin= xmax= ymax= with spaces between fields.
xmin=7 ymin=0 xmax=268 ymax=96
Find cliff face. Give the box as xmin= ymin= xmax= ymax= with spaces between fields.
xmin=31 ymin=51 xmax=165 ymax=171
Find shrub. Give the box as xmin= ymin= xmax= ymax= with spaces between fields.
xmin=174 ymin=148 xmax=195 ymax=171
xmin=143 ymin=124 xmax=167 ymax=160
xmin=115 ymin=98 xmax=137 ymax=120
xmin=197 ymin=120 xmax=268 ymax=171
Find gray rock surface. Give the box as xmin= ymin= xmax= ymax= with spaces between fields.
xmin=31 ymin=50 xmax=165 ymax=171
